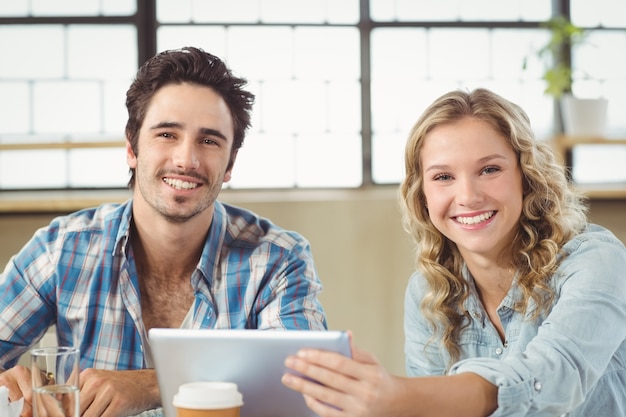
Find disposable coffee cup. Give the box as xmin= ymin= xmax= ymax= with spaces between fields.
xmin=173 ymin=382 xmax=243 ymax=417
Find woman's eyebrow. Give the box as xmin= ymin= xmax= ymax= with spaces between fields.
xmin=423 ymin=154 xmax=508 ymax=173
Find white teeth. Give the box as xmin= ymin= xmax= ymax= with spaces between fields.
xmin=456 ymin=211 xmax=495 ymax=225
xmin=163 ymin=178 xmax=199 ymax=190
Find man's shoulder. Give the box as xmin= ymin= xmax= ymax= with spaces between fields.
xmin=216 ymin=201 xmax=307 ymax=249
xmin=44 ymin=200 xmax=130 ymax=239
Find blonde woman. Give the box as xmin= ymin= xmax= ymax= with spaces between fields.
xmin=282 ymin=88 xmax=626 ymax=416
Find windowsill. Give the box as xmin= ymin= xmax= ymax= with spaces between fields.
xmin=0 ymin=186 xmax=402 ymax=213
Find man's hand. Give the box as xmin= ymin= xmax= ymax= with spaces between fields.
xmin=0 ymin=365 xmax=34 ymax=417
xmin=79 ymin=368 xmax=161 ymax=417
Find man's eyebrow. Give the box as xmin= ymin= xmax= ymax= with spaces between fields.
xmin=149 ymin=122 xmax=229 ymax=141
xmin=149 ymin=121 xmax=182 ymax=130
xmin=199 ymin=127 xmax=228 ymax=142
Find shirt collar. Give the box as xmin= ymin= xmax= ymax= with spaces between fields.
xmin=461 ymin=264 xmax=522 ymax=313
xmin=112 ymin=199 xmax=134 ymax=258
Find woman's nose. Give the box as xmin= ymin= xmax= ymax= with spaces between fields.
xmin=456 ymin=176 xmax=483 ymax=208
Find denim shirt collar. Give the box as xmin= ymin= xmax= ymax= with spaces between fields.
xmin=461 ymin=264 xmax=525 ymax=323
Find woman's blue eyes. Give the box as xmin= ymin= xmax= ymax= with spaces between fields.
xmin=434 ymin=174 xmax=452 ymax=181
xmin=482 ymin=166 xmax=500 ymax=174
xmin=432 ymin=166 xmax=500 ymax=181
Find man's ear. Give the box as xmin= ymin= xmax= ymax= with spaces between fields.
xmin=224 ymin=149 xmax=238 ymax=183
xmin=126 ymin=138 xmax=137 ymax=169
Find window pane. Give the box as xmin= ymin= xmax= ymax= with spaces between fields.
xmin=0 ymin=83 xmax=30 ymax=134
xmin=0 ymin=150 xmax=67 ymax=189
xmin=103 ymin=80 xmax=134 ymax=135
xmin=370 ymin=0 xmax=550 ymax=21
xmin=69 ymin=148 xmax=128 ymax=187
xmin=294 ymin=27 xmax=360 ymax=80
xmin=227 ymin=133 xmax=297 ymax=188
xmin=228 ymin=27 xmax=294 ymax=79
xmin=0 ymin=24 xmax=136 ymax=138
xmin=260 ymin=0 xmax=357 ymax=24
xmin=192 ymin=0 xmax=260 ymax=23
xmin=31 ymin=0 xmax=101 ymax=16
xmin=326 ymin=0 xmax=359 ymax=24
xmin=372 ymin=132 xmax=406 ymax=185
xmin=328 ymin=81 xmax=361 ymax=132
xmin=33 ymin=81 xmax=102 ymax=135
xmin=168 ymin=0 xmax=358 ymax=23
xmin=0 ymin=0 xmax=28 ymax=16
xmin=157 ymin=26 xmax=227 ymax=55
xmin=156 ymin=0 xmax=193 ymax=23
xmin=0 ymin=26 xmax=65 ymax=78
xmin=296 ymin=133 xmax=362 ymax=187
xmin=1 ymin=0 xmax=136 ymax=16
xmin=102 ymin=0 xmax=137 ymax=15
xmin=571 ymin=0 xmax=626 ymax=27
xmin=67 ymin=25 xmax=137 ymax=79
xmin=430 ymin=29 xmax=491 ymax=80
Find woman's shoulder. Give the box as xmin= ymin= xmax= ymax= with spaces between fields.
xmin=562 ymin=223 xmax=626 ymax=255
xmin=555 ymin=224 xmax=626 ymax=292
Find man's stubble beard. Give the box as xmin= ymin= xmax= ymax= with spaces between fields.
xmin=136 ymin=167 xmax=224 ymax=224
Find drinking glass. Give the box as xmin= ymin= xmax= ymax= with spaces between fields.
xmin=31 ymin=346 xmax=80 ymax=417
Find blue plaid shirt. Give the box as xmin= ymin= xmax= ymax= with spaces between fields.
xmin=0 ymin=199 xmax=327 ymax=371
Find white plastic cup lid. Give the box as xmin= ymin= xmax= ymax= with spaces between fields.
xmin=173 ymin=382 xmax=243 ymax=410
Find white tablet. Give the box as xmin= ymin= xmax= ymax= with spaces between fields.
xmin=149 ymin=328 xmax=351 ymax=417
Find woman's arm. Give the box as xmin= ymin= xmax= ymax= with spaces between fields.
xmin=282 ymin=342 xmax=497 ymax=417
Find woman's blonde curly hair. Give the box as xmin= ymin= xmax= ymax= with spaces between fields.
xmin=399 ymin=88 xmax=588 ymax=365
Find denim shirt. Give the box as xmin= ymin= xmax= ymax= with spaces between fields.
xmin=404 ymin=224 xmax=626 ymax=416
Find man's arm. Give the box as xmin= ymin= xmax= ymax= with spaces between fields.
xmin=0 ymin=365 xmax=35 ymax=417
xmin=79 ymin=368 xmax=161 ymax=417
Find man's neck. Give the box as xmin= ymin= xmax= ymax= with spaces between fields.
xmin=130 ymin=207 xmax=213 ymax=278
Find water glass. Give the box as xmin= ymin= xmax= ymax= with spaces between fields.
xmin=31 ymin=346 xmax=80 ymax=417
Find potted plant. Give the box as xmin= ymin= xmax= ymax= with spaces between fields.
xmin=526 ymin=15 xmax=608 ymax=137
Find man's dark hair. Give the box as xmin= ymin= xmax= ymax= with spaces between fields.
xmin=125 ymin=46 xmax=255 ymax=188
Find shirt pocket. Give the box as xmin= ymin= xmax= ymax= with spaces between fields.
xmin=458 ymin=327 xmax=502 ymax=359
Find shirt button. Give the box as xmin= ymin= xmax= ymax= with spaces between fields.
xmin=534 ymin=381 xmax=543 ymax=391
xmin=495 ymin=347 xmax=503 ymax=355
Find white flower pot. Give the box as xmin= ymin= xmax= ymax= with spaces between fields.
xmin=560 ymin=94 xmax=608 ymax=138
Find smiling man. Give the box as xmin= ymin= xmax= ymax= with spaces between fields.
xmin=0 ymin=47 xmax=327 ymax=417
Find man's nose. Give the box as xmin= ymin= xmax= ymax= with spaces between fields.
xmin=173 ymin=139 xmax=200 ymax=170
